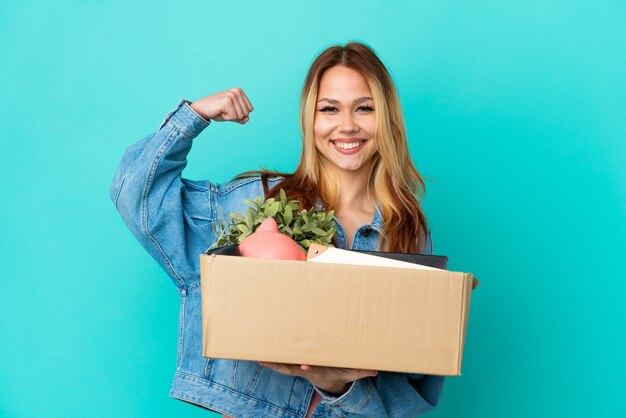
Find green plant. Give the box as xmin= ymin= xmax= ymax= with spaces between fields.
xmin=209 ymin=189 xmax=336 ymax=253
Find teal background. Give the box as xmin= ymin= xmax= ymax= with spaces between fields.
xmin=1 ymin=0 xmax=624 ymax=417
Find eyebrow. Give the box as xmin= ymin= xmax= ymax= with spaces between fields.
xmin=317 ymin=97 xmax=373 ymax=104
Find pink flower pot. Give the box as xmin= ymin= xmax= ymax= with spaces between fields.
xmin=239 ymin=218 xmax=306 ymax=261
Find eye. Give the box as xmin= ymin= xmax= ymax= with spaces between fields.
xmin=319 ymin=106 xmax=338 ymax=112
xmin=357 ymin=105 xmax=374 ymax=112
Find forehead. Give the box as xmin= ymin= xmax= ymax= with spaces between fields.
xmin=318 ymin=65 xmax=371 ymax=98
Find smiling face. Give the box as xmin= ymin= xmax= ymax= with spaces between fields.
xmin=314 ymin=65 xmax=378 ymax=176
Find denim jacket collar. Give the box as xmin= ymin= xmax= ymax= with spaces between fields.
xmin=371 ymin=205 xmax=383 ymax=232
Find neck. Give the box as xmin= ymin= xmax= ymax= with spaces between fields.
xmin=332 ymin=165 xmax=375 ymax=214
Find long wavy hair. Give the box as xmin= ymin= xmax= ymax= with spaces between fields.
xmin=238 ymin=42 xmax=429 ymax=253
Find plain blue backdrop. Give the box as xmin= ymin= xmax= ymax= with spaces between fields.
xmin=1 ymin=1 xmax=625 ymax=417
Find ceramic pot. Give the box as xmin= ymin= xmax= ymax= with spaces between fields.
xmin=239 ymin=218 xmax=307 ymax=261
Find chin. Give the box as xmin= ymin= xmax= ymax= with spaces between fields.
xmin=343 ymin=165 xmax=365 ymax=172
xmin=334 ymin=161 xmax=369 ymax=172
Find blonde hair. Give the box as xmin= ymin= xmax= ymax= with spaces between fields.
xmin=240 ymin=42 xmax=429 ymax=253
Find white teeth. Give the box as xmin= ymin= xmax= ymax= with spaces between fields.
xmin=335 ymin=141 xmax=363 ymax=150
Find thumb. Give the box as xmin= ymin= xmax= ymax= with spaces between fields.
xmin=359 ymin=369 xmax=378 ymax=378
xmin=233 ymin=115 xmax=250 ymax=124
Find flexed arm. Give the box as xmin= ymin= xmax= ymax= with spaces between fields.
xmin=109 ymin=89 xmax=254 ymax=292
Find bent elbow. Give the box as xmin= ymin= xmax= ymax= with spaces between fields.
xmin=110 ymin=170 xmax=147 ymax=240
xmin=110 ymin=171 xmax=127 ymax=209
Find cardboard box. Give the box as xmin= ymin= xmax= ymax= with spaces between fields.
xmin=200 ymin=253 xmax=476 ymax=376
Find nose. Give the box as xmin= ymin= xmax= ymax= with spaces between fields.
xmin=338 ymin=112 xmax=358 ymax=133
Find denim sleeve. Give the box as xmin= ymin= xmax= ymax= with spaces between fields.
xmin=109 ymin=100 xmax=214 ymax=293
xmin=313 ymin=372 xmax=444 ymax=417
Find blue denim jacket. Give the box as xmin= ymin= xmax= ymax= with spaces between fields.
xmin=110 ymin=100 xmax=444 ymax=417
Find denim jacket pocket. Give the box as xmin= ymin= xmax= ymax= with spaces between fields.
xmin=242 ymin=362 xmax=266 ymax=395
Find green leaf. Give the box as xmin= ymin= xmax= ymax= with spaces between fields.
xmin=236 ymin=224 xmax=250 ymax=234
xmin=231 ymin=211 xmax=245 ymax=224
xmin=284 ymin=205 xmax=293 ymax=225
xmin=267 ymin=201 xmax=280 ymax=218
xmin=280 ymin=188 xmax=287 ymax=206
xmin=312 ymin=227 xmax=327 ymax=236
xmin=243 ymin=199 xmax=257 ymax=208
xmin=245 ymin=210 xmax=254 ymax=229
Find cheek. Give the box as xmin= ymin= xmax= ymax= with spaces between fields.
xmin=314 ymin=135 xmax=323 ymax=153
xmin=361 ymin=115 xmax=377 ymax=136
xmin=314 ymin=117 xmax=335 ymax=138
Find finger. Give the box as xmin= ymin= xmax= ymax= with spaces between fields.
xmin=234 ymin=115 xmax=250 ymax=125
xmin=233 ymin=88 xmax=252 ymax=115
xmin=259 ymin=361 xmax=281 ymax=367
xmin=259 ymin=361 xmax=280 ymax=368
xmin=276 ymin=364 xmax=298 ymax=375
xmin=240 ymin=89 xmax=254 ymax=113
xmin=260 ymin=362 xmax=299 ymax=376
xmin=348 ymin=369 xmax=378 ymax=379
xmin=361 ymin=370 xmax=378 ymax=377
xmin=317 ymin=366 xmax=378 ymax=380
xmin=227 ymin=90 xmax=245 ymax=120
xmin=222 ymin=89 xmax=244 ymax=121
xmin=335 ymin=367 xmax=376 ymax=375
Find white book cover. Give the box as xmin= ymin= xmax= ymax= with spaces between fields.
xmin=306 ymin=243 xmax=444 ymax=271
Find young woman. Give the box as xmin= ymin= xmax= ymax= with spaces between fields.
xmin=110 ymin=42 xmax=444 ymax=417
